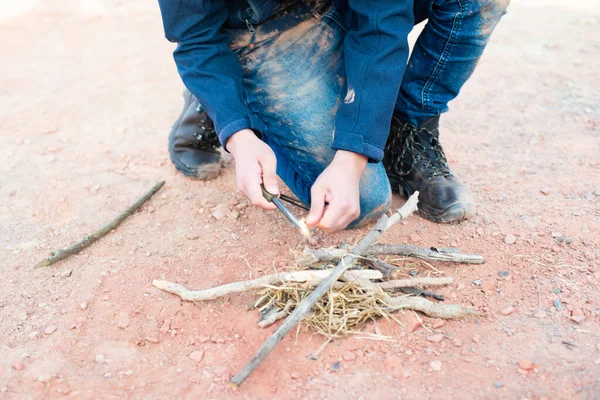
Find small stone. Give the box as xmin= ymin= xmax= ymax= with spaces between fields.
xmin=210 ymin=334 xmax=225 ymax=343
xmin=342 ymin=351 xmax=356 ymax=361
xmin=409 ymin=233 xmax=422 ymax=243
xmin=185 ymin=233 xmax=200 ymax=240
xmin=504 ymin=235 xmax=517 ymax=245
xmin=471 ymin=298 xmax=483 ymax=308
xmin=188 ymin=350 xmax=204 ymax=363
xmin=472 ymin=334 xmax=481 ymax=344
xmin=427 ymin=334 xmax=444 ymax=343
xmin=332 ymin=362 xmax=341 ymax=372
xmin=553 ymin=299 xmax=563 ymax=311
xmin=500 ymin=306 xmax=515 ymax=315
xmin=38 ymin=375 xmax=52 ymax=383
xmin=56 ymin=269 xmax=73 ymax=278
xmin=571 ymin=308 xmax=584 ymax=317
xmin=476 ymin=226 xmax=484 ymax=235
xmin=28 ymin=331 xmax=40 ymax=340
xmin=290 ymin=372 xmax=300 ymax=379
xmin=430 ymin=360 xmax=442 ymax=371
xmin=494 ymin=382 xmax=504 ymax=389
xmin=481 ymin=280 xmax=496 ymax=292
xmin=540 ymin=188 xmax=551 ymax=195
xmin=145 ymin=337 xmax=160 ymax=344
xmin=472 ymin=279 xmax=482 ymax=286
xmin=117 ymin=319 xmax=129 ymax=329
xmin=230 ymin=210 xmax=240 ymax=220
xmin=498 ymin=270 xmax=509 ymax=277
xmin=211 ymin=205 xmax=229 ymax=221
xmin=104 ymin=373 xmax=112 ymax=378
xmin=456 ymin=283 xmax=466 ymax=291
xmin=570 ymin=315 xmax=586 ymax=324
xmin=452 ymin=338 xmax=463 ymax=347
xmin=44 ymin=325 xmax=57 ymax=335
xmin=46 ymin=155 xmax=57 ymax=163
xmin=95 ymin=354 xmax=106 ymax=363
xmin=533 ymin=309 xmax=546 ymax=318
xmin=80 ymin=302 xmax=88 ymax=310
xmin=13 ymin=362 xmax=25 ymax=371
xmin=431 ymin=319 xmax=445 ymax=329
xmin=518 ymin=360 xmax=535 ymax=371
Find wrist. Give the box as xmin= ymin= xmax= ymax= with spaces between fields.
xmin=333 ymin=150 xmax=368 ymax=174
xmin=226 ymin=129 xmax=256 ymax=155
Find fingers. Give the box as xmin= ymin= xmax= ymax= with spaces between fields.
xmin=306 ymin=185 xmax=327 ymax=228
xmin=259 ymin=152 xmax=279 ymax=196
xmin=241 ymin=172 xmax=276 ymax=210
xmin=319 ymin=198 xmax=360 ymax=233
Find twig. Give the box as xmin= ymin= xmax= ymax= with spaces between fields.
xmin=153 ymin=270 xmax=382 ymax=301
xmin=35 ymin=181 xmax=165 ymax=268
xmin=297 ymin=243 xmax=483 ymax=266
xmin=378 ymin=276 xmax=453 ymax=290
xmin=229 ymin=192 xmax=420 ymax=387
xmin=387 ymin=296 xmax=476 ymax=319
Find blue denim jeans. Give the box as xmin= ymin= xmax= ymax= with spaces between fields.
xmin=229 ymin=0 xmax=509 ymax=227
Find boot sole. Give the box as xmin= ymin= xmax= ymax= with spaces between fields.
xmin=168 ymin=91 xmax=221 ymax=181
xmin=389 ymin=175 xmax=476 ymax=223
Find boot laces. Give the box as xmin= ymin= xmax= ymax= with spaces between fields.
xmin=388 ymin=124 xmax=452 ymax=179
xmin=192 ymin=106 xmax=220 ymax=150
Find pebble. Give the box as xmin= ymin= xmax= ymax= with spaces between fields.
xmin=188 ymin=350 xmax=204 ymax=363
xmin=44 ymin=325 xmax=57 ymax=335
xmin=342 ymin=351 xmax=356 ymax=361
xmin=476 ymin=226 xmax=484 ymax=235
xmin=494 ymin=382 xmax=504 ymax=389
xmin=570 ymin=315 xmax=586 ymax=324
xmin=104 ymin=373 xmax=112 ymax=378
xmin=540 ymin=188 xmax=551 ymax=195
xmin=38 ymin=375 xmax=52 ymax=383
xmin=481 ymin=280 xmax=496 ymax=292
xmin=290 ymin=372 xmax=300 ymax=379
xmin=95 ymin=354 xmax=106 ymax=363
xmin=472 ymin=334 xmax=481 ymax=344
xmin=533 ymin=309 xmax=547 ymax=318
xmin=504 ymin=235 xmax=517 ymax=245
xmin=56 ymin=269 xmax=73 ymax=278
xmin=452 ymin=338 xmax=463 ymax=347
xmin=431 ymin=319 xmax=445 ymax=329
xmin=145 ymin=337 xmax=160 ymax=344
xmin=427 ymin=334 xmax=444 ymax=343
xmin=117 ymin=319 xmax=130 ymax=329
xmin=211 ymin=205 xmax=229 ymax=221
xmin=430 ymin=360 xmax=442 ymax=371
xmin=13 ymin=362 xmax=25 ymax=371
xmin=500 ymin=306 xmax=515 ymax=315
xmin=80 ymin=303 xmax=88 ymax=310
xmin=409 ymin=233 xmax=422 ymax=243
xmin=518 ymin=360 xmax=535 ymax=371
xmin=471 ymin=298 xmax=483 ymax=308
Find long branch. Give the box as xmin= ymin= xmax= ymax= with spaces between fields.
xmin=230 ymin=192 xmax=419 ymax=387
xmin=297 ymin=243 xmax=483 ymax=266
xmin=35 ymin=181 xmax=165 ymax=268
xmin=152 ymin=269 xmax=382 ymax=301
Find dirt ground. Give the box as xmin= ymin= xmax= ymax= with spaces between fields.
xmin=1 ymin=0 xmax=599 ymax=399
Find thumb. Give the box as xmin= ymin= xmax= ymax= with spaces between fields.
xmin=306 ymin=185 xmax=326 ymax=227
xmin=260 ymin=153 xmax=279 ymax=195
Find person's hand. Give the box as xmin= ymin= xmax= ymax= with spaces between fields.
xmin=227 ymin=129 xmax=278 ymax=210
xmin=306 ymin=150 xmax=368 ymax=233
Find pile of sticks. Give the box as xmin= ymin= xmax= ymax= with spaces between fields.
xmin=153 ymin=192 xmax=483 ymax=386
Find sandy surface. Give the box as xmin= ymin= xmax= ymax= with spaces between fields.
xmin=1 ymin=0 xmax=599 ymax=398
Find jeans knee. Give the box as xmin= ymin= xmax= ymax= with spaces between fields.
xmin=348 ymin=175 xmax=392 ymax=229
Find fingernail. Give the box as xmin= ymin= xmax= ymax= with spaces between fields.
xmin=267 ymin=186 xmax=279 ymax=195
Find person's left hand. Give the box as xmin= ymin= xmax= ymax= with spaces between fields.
xmin=306 ymin=150 xmax=368 ymax=233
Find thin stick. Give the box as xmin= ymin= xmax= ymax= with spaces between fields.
xmin=229 ymin=192 xmax=420 ymax=387
xmin=153 ymin=270 xmax=382 ymax=301
xmin=35 ymin=181 xmax=165 ymax=268
xmin=297 ymin=243 xmax=483 ymax=266
xmin=378 ymin=276 xmax=453 ymax=290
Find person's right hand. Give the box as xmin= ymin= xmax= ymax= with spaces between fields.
xmin=227 ymin=129 xmax=279 ymax=211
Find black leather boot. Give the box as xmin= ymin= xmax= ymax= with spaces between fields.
xmin=168 ymin=89 xmax=221 ymax=180
xmin=383 ymin=115 xmax=476 ymax=223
